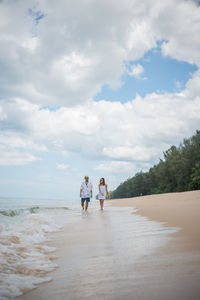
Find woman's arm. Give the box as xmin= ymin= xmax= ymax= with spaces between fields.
xmin=105 ymin=184 xmax=109 ymax=198
xmin=99 ymin=184 xmax=103 ymax=196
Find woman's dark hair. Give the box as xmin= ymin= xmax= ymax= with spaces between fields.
xmin=100 ymin=177 xmax=105 ymax=185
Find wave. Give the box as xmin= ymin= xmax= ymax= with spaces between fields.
xmin=0 ymin=207 xmax=65 ymax=299
xmin=0 ymin=206 xmax=70 ymax=217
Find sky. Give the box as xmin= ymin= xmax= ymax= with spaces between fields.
xmin=0 ymin=0 xmax=200 ymax=200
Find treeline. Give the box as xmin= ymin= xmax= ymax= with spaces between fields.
xmin=110 ymin=130 xmax=200 ymax=199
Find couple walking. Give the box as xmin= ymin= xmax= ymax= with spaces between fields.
xmin=80 ymin=176 xmax=108 ymax=211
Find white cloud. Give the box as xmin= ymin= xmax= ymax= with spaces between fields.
xmin=153 ymin=0 xmax=200 ymax=66
xmin=0 ymin=126 xmax=46 ymax=166
xmin=0 ymin=145 xmax=40 ymax=166
xmin=56 ymin=163 xmax=69 ymax=170
xmin=175 ymin=80 xmax=182 ymax=90
xmin=0 ymin=0 xmax=200 ymax=106
xmin=185 ymin=69 xmax=200 ymax=99
xmin=0 ymin=0 xmax=200 ymax=192
xmin=1 ymin=71 xmax=200 ymax=167
xmin=127 ymin=64 xmax=147 ymax=80
xmin=103 ymin=145 xmax=155 ymax=161
xmin=0 ymin=133 xmax=47 ymax=152
xmin=0 ymin=106 xmax=7 ymax=120
xmin=94 ymin=161 xmax=135 ymax=174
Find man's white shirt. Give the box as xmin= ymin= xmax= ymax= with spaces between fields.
xmin=80 ymin=182 xmax=93 ymax=198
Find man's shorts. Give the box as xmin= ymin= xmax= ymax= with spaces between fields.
xmin=81 ymin=197 xmax=90 ymax=202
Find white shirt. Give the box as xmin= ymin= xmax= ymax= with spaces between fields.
xmin=80 ymin=182 xmax=93 ymax=198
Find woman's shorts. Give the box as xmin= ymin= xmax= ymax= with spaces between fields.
xmin=81 ymin=197 xmax=90 ymax=202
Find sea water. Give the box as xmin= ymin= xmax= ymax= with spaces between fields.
xmin=0 ymin=197 xmax=178 ymax=300
xmin=0 ymin=197 xmax=80 ymax=300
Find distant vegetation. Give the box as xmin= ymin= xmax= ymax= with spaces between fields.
xmin=110 ymin=130 xmax=200 ymax=199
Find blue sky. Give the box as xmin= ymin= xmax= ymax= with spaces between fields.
xmin=0 ymin=0 xmax=200 ymax=200
xmin=95 ymin=47 xmax=197 ymax=102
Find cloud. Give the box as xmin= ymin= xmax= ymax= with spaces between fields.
xmin=56 ymin=163 xmax=69 ymax=170
xmin=0 ymin=133 xmax=47 ymax=152
xmin=152 ymin=0 xmax=200 ymax=66
xmin=185 ymin=69 xmax=200 ymax=99
xmin=94 ymin=160 xmax=152 ymax=176
xmin=0 ymin=145 xmax=40 ymax=166
xmin=94 ymin=161 xmax=135 ymax=174
xmin=0 ymin=0 xmax=200 ymax=188
xmin=1 ymin=69 xmax=200 ymax=167
xmin=175 ymin=80 xmax=182 ymax=90
xmin=0 ymin=0 xmax=200 ymax=106
xmin=0 ymin=106 xmax=7 ymax=120
xmin=0 ymin=125 xmax=46 ymax=166
xmin=103 ymin=145 xmax=155 ymax=161
xmin=127 ymin=64 xmax=147 ymax=80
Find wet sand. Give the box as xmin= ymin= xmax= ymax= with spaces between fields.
xmin=20 ymin=191 xmax=200 ymax=300
xmin=110 ymin=190 xmax=200 ymax=300
xmin=111 ymin=190 xmax=200 ymax=252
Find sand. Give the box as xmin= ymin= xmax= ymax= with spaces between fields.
xmin=20 ymin=190 xmax=200 ymax=300
xmin=111 ymin=190 xmax=200 ymax=252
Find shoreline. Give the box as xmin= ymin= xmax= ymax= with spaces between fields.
xmin=20 ymin=190 xmax=200 ymax=300
xmin=110 ymin=190 xmax=200 ymax=252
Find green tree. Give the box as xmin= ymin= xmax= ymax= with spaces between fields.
xmin=110 ymin=130 xmax=200 ymax=199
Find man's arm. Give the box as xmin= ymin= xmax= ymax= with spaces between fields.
xmin=80 ymin=182 xmax=84 ymax=197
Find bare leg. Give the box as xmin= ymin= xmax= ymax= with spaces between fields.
xmin=100 ymin=199 xmax=104 ymax=210
xmin=85 ymin=201 xmax=89 ymax=211
xmin=81 ymin=201 xmax=84 ymax=210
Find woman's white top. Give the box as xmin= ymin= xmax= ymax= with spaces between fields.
xmin=98 ymin=185 xmax=106 ymax=200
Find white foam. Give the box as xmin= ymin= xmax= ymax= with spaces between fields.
xmin=0 ymin=210 xmax=62 ymax=299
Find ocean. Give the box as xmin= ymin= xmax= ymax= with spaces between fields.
xmin=0 ymin=197 xmax=178 ymax=300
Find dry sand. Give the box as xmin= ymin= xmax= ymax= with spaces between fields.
xmin=20 ymin=190 xmax=200 ymax=300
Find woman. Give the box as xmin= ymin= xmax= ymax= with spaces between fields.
xmin=98 ymin=178 xmax=108 ymax=210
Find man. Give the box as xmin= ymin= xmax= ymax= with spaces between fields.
xmin=80 ymin=176 xmax=93 ymax=211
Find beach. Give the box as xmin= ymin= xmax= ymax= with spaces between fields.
xmin=111 ymin=190 xmax=200 ymax=252
xmin=111 ymin=190 xmax=200 ymax=300
xmin=15 ymin=190 xmax=200 ymax=300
